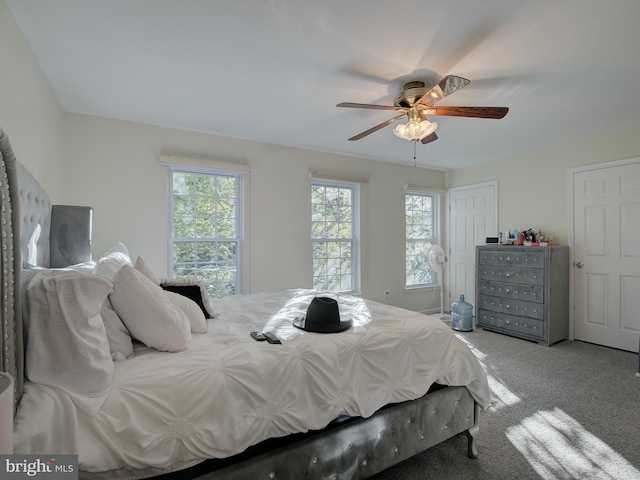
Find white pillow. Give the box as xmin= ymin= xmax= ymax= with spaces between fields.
xmin=67 ymin=261 xmax=97 ymax=274
xmin=134 ymin=256 xmax=160 ymax=284
xmin=94 ymin=242 xmax=132 ymax=280
xmin=110 ymin=265 xmax=191 ymax=352
xmin=165 ymin=290 xmax=208 ymax=334
xmin=101 ymin=297 xmax=134 ymax=361
xmin=25 ymin=270 xmax=114 ymax=415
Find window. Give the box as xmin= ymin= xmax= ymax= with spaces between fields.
xmin=170 ymin=167 xmax=243 ymax=298
xmin=405 ymin=191 xmax=438 ymax=288
xmin=311 ymin=180 xmax=359 ymax=292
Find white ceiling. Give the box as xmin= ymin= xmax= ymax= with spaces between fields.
xmin=7 ymin=0 xmax=640 ymax=170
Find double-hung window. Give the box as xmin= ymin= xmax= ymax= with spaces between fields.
xmin=311 ymin=179 xmax=359 ymax=293
xmin=169 ymin=166 xmax=243 ymax=298
xmin=405 ymin=190 xmax=438 ymax=288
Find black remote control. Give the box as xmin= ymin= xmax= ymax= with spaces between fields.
xmin=250 ymin=331 xmax=266 ymax=341
xmin=262 ymin=331 xmax=281 ymax=344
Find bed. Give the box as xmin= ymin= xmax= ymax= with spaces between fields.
xmin=0 ymin=127 xmax=491 ymax=479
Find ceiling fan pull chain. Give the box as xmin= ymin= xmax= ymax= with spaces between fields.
xmin=413 ymin=140 xmax=417 ymax=167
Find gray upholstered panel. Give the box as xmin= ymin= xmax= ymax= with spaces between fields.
xmin=177 ymin=386 xmax=478 ymax=480
xmin=16 ymin=164 xmax=93 ymax=269
xmin=50 ymin=205 xmax=93 ymax=267
xmin=0 ymin=127 xmax=23 ymax=410
xmin=16 ymin=161 xmax=51 ymax=268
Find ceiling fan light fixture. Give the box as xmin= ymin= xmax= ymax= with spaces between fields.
xmin=393 ymin=119 xmax=438 ymax=142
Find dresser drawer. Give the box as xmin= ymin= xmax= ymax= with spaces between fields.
xmin=477 ymin=265 xmax=543 ymax=286
xmin=477 ymin=294 xmax=544 ymax=320
xmin=477 ymin=249 xmax=545 ymax=268
xmin=477 ymin=309 xmax=545 ymax=339
xmin=477 ymin=280 xmax=544 ymax=303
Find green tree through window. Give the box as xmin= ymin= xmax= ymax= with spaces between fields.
xmin=405 ymin=192 xmax=437 ymax=287
xmin=311 ymin=182 xmax=358 ymax=292
xmin=171 ymin=170 xmax=241 ymax=298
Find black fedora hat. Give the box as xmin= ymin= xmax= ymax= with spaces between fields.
xmin=293 ymin=296 xmax=352 ymax=333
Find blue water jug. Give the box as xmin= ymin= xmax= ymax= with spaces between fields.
xmin=451 ymin=294 xmax=473 ymax=332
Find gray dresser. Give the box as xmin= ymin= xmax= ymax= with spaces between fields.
xmin=475 ymin=245 xmax=569 ymax=346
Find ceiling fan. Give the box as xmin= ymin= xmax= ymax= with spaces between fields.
xmin=337 ymin=75 xmax=509 ymax=149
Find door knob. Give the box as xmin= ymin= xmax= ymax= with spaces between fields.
xmin=576 ymin=262 xmax=584 ymax=268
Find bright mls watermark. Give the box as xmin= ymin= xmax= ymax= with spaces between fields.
xmin=1 ymin=455 xmax=77 ymax=479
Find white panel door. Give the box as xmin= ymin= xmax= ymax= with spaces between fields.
xmin=573 ymin=161 xmax=640 ymax=352
xmin=447 ymin=182 xmax=497 ymax=313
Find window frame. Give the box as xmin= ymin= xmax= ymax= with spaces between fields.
xmin=310 ymin=178 xmax=361 ymax=294
xmin=167 ymin=164 xmax=245 ymax=297
xmin=404 ymin=189 xmax=440 ymax=290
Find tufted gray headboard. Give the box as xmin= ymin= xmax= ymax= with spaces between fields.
xmin=0 ymin=128 xmax=23 ymax=411
xmin=16 ymin=162 xmax=93 ymax=269
xmin=0 ymin=127 xmax=93 ymax=411
xmin=16 ymin=161 xmax=52 ymax=268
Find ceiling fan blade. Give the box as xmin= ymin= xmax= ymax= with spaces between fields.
xmin=348 ymin=113 xmax=407 ymax=141
xmin=424 ymin=106 xmax=509 ymax=119
xmin=337 ymin=102 xmax=403 ymax=111
xmin=421 ymin=131 xmax=438 ymax=145
xmin=415 ymin=75 xmax=471 ymax=107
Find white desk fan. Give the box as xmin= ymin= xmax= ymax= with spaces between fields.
xmin=427 ymin=245 xmax=451 ymax=321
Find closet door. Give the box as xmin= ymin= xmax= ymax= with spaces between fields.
xmin=573 ymin=161 xmax=640 ymax=352
xmin=447 ymin=182 xmax=497 ymax=314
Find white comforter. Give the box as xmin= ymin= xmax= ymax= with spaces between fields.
xmin=14 ymin=289 xmax=490 ymax=479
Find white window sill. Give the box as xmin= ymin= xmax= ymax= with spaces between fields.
xmin=404 ymin=285 xmax=439 ymax=293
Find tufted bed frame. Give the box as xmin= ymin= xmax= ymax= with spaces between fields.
xmin=0 ymin=127 xmax=480 ymax=479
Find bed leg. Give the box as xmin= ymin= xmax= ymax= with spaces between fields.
xmin=465 ymin=424 xmax=479 ymax=459
xmin=465 ymin=401 xmax=480 ymax=459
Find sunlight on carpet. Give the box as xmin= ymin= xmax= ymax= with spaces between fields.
xmin=454 ymin=333 xmax=521 ymax=410
xmin=455 ymin=334 xmax=488 ymax=362
xmin=506 ymin=408 xmax=639 ymax=479
xmin=487 ymin=374 xmax=521 ymax=411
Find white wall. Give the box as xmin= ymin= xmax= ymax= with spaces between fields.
xmin=445 ymin=127 xmax=640 ymax=246
xmin=60 ymin=113 xmax=446 ymax=310
xmin=0 ymin=0 xmax=63 ymax=197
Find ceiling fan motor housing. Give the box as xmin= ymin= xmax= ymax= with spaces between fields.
xmin=394 ymin=81 xmax=429 ymax=108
